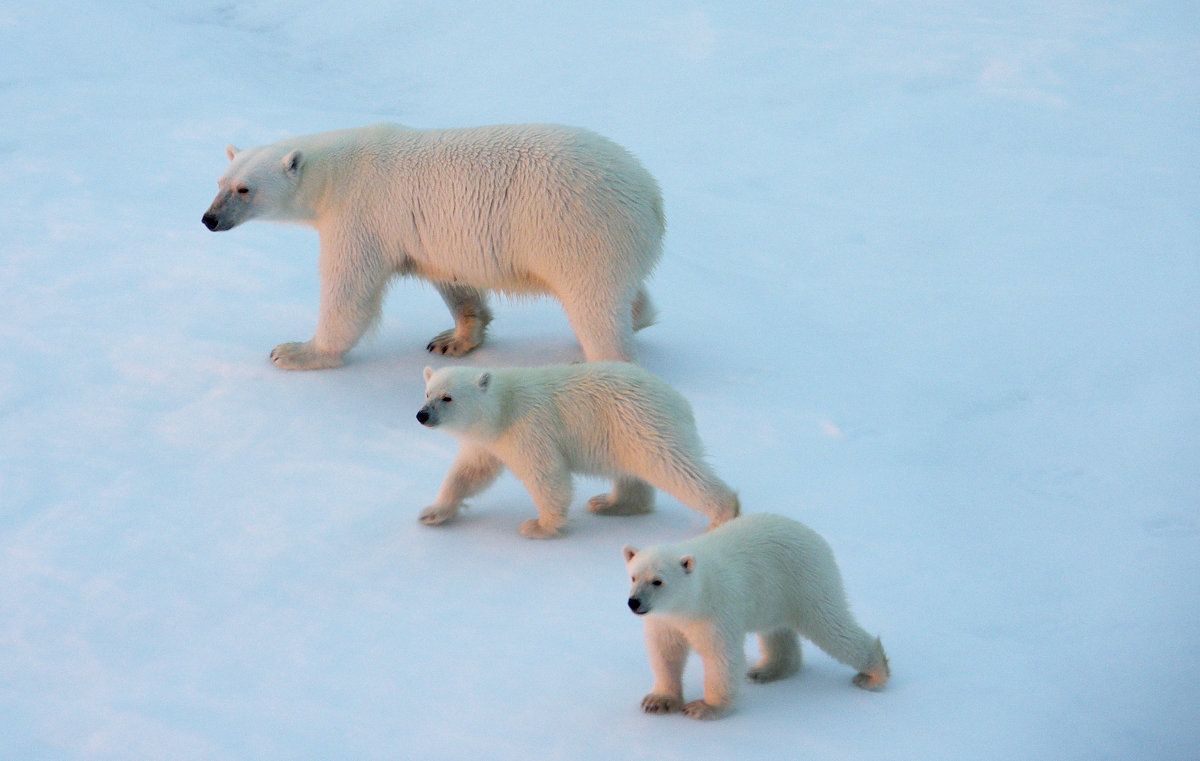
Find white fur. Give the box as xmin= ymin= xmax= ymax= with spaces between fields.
xmin=416 ymin=362 xmax=739 ymax=539
xmin=202 ymin=123 xmax=664 ymax=368
xmin=623 ymin=513 xmax=889 ymax=719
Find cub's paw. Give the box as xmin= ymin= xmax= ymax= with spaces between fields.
xmin=852 ymin=670 xmax=889 ymax=691
xmin=418 ymin=504 xmax=459 ymax=526
xmin=518 ymin=518 xmax=562 ymax=539
xmin=640 ymin=694 xmax=682 ymax=714
xmin=681 ymin=700 xmax=728 ymax=720
xmin=586 ymin=494 xmax=653 ymax=516
xmin=852 ymin=640 xmax=889 ymax=691
xmin=426 ymin=329 xmax=481 ymax=357
xmin=270 ymin=341 xmax=343 ymax=370
xmin=747 ymin=662 xmax=799 ymax=683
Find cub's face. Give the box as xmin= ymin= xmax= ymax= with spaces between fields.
xmin=417 ymin=367 xmax=492 ymax=433
xmin=623 ymin=546 xmax=696 ymax=616
xmin=202 ymin=144 xmax=303 ymax=232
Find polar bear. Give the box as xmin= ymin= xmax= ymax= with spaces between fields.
xmin=416 ymin=362 xmax=739 ymax=538
xmin=623 ymin=513 xmax=889 ymax=719
xmin=201 ymin=123 xmax=663 ymax=369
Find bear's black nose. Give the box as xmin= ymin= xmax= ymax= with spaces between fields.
xmin=202 ymin=213 xmax=219 ymax=231
xmin=416 ymin=408 xmax=430 ymax=425
xmin=628 ymin=597 xmax=643 ymax=614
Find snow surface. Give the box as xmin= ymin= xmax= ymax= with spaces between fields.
xmin=2 ymin=2 xmax=1198 ymax=760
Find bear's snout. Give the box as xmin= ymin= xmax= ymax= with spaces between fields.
xmin=416 ymin=406 xmax=436 ymax=426
xmin=628 ymin=596 xmax=647 ymax=615
xmin=201 ymin=212 xmax=220 ymax=231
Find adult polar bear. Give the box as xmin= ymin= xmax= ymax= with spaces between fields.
xmin=202 ymin=124 xmax=663 ymax=369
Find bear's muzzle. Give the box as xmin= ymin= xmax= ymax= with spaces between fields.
xmin=628 ymin=596 xmax=648 ymax=615
xmin=416 ymin=406 xmax=437 ymax=427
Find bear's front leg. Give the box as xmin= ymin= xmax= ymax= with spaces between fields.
xmin=273 ymin=230 xmax=388 ymax=370
xmin=641 ymin=619 xmax=687 ymax=715
xmin=681 ymin=625 xmax=743 ymax=720
xmin=270 ymin=341 xmax=345 ymax=370
xmin=509 ymin=456 xmax=573 ymax=539
xmin=420 ymin=446 xmax=504 ymax=526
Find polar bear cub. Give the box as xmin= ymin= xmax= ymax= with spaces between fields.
xmin=416 ymin=362 xmax=739 ymax=538
xmin=202 ymin=123 xmax=663 ymax=368
xmin=624 ymin=513 xmax=889 ymax=719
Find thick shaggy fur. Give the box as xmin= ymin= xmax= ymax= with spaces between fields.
xmin=624 ymin=513 xmax=889 ymax=719
xmin=416 ymin=362 xmax=739 ymax=538
xmin=202 ymin=123 xmax=664 ymax=368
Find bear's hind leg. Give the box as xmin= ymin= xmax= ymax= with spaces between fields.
xmin=428 ymin=283 xmax=492 ymax=357
xmin=850 ymin=638 xmax=890 ymax=691
xmin=560 ymin=289 xmax=637 ymax=362
xmin=800 ymin=603 xmax=890 ymax=691
xmin=649 ymin=461 xmax=740 ymax=529
xmin=588 ymin=477 xmax=655 ymax=516
xmin=748 ymin=628 xmax=802 ymax=683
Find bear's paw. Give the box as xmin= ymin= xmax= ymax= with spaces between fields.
xmin=419 ymin=504 xmax=459 ymax=526
xmin=640 ymin=694 xmax=682 ymax=714
xmin=270 ymin=341 xmax=344 ymax=370
xmin=586 ymin=493 xmax=654 ymax=516
xmin=852 ymin=670 xmax=889 ymax=691
xmin=681 ymin=699 xmax=728 ymax=720
xmin=426 ymin=328 xmax=482 ymax=357
xmin=518 ymin=518 xmax=562 ymax=539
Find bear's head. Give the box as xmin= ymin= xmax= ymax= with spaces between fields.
xmin=623 ymin=545 xmax=698 ymax=617
xmin=202 ymin=143 xmax=306 ymax=232
xmin=416 ymin=366 xmax=495 ymax=436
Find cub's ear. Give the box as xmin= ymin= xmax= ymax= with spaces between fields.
xmin=680 ymin=555 xmax=696 ymax=574
xmin=225 ymin=144 xmax=239 ymax=162
xmin=622 ymin=545 xmax=638 ymax=563
xmin=423 ymin=366 xmax=435 ymax=383
xmin=282 ymin=149 xmax=303 ymax=176
xmin=476 ymin=372 xmax=491 ymax=390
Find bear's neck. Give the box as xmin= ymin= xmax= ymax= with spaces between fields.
xmin=457 ymin=381 xmax=522 ymax=444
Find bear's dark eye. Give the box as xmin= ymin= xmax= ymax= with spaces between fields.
xmin=236 ymin=186 xmax=249 ymax=195
xmin=441 ymin=395 xmax=452 ymax=403
xmin=651 ymin=579 xmax=663 ymax=587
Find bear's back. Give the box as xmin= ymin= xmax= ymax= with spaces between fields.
xmin=683 ymin=515 xmax=838 ymax=622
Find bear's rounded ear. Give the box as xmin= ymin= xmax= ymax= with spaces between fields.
xmin=680 ymin=555 xmax=696 ymax=574
xmin=622 ymin=545 xmax=638 ymax=563
xmin=423 ymin=366 xmax=435 ymax=383
xmin=282 ymin=149 xmax=303 ymax=176
xmin=476 ymin=372 xmax=491 ymax=391
xmin=225 ymin=144 xmax=239 ymax=162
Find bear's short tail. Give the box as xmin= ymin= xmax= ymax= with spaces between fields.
xmin=632 ymin=287 xmax=658 ymax=332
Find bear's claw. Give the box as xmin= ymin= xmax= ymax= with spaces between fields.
xmin=640 ymin=694 xmax=682 ymax=714
xmin=426 ymin=329 xmax=481 ymax=357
